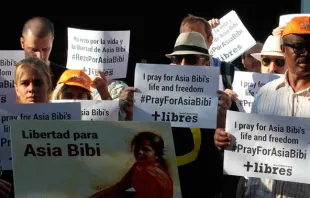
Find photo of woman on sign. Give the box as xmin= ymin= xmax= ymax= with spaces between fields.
xmin=88 ymin=131 xmax=173 ymax=198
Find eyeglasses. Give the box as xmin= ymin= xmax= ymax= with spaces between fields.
xmin=171 ymin=55 xmax=208 ymax=65
xmin=261 ymin=57 xmax=285 ymax=67
xmin=282 ymin=43 xmax=310 ymax=54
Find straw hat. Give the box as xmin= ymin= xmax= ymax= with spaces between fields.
xmin=166 ymin=32 xmax=211 ymax=58
xmin=251 ymin=35 xmax=284 ymax=61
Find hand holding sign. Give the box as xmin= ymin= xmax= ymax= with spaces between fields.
xmin=119 ymin=87 xmax=136 ymax=121
xmin=208 ymin=18 xmax=220 ymax=28
xmin=91 ymin=70 xmax=112 ymax=100
xmin=272 ymin=26 xmax=285 ymax=36
xmin=214 ymin=128 xmax=232 ymax=150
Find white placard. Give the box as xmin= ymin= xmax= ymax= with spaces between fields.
xmin=224 ymin=111 xmax=310 ymax=184
xmin=279 ymin=14 xmax=310 ymax=26
xmin=51 ymin=100 xmax=119 ymax=121
xmin=0 ymin=103 xmax=81 ymax=170
xmin=208 ymin=10 xmax=256 ymax=62
xmin=0 ymin=50 xmax=24 ymax=104
xmin=66 ymin=27 xmax=130 ymax=79
xmin=10 ymin=120 xmax=182 ymax=198
xmin=232 ymin=71 xmax=282 ymax=112
xmin=133 ymin=63 xmax=219 ymax=128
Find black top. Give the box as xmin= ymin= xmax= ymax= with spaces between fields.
xmin=49 ymin=61 xmax=67 ymax=89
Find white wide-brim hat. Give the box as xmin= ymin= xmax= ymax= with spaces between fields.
xmin=251 ymin=35 xmax=284 ymax=61
xmin=166 ymin=32 xmax=211 ymax=58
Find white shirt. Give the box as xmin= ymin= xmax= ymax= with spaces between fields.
xmin=245 ymin=72 xmax=310 ymax=198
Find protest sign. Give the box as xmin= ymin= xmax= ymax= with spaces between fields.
xmin=0 ymin=50 xmax=24 ymax=104
xmin=208 ymin=10 xmax=256 ymax=62
xmin=66 ymin=27 xmax=130 ymax=79
xmin=133 ymin=63 xmax=219 ymax=128
xmin=0 ymin=103 xmax=81 ymax=170
xmin=51 ymin=100 xmax=119 ymax=121
xmin=232 ymin=71 xmax=282 ymax=112
xmin=10 ymin=120 xmax=182 ymax=198
xmin=224 ymin=111 xmax=310 ymax=184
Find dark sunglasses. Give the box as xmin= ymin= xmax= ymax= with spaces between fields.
xmin=282 ymin=43 xmax=310 ymax=54
xmin=171 ymin=55 xmax=208 ymax=65
xmin=261 ymin=57 xmax=285 ymax=67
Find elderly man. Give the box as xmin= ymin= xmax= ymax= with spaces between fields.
xmin=214 ymin=16 xmax=310 ymax=197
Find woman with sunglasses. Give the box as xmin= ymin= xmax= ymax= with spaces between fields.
xmin=251 ymin=35 xmax=287 ymax=74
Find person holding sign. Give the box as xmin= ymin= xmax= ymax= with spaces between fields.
xmin=180 ymin=14 xmax=238 ymax=89
xmin=165 ymin=31 xmax=234 ymax=198
xmin=215 ymin=16 xmax=310 ymax=198
xmin=88 ymin=131 xmax=173 ymax=198
xmin=1 ymin=56 xmax=53 ymax=198
xmin=179 ymin=14 xmax=241 ymax=115
xmin=20 ymin=16 xmax=67 ymax=89
xmin=51 ymin=69 xmax=112 ymax=100
xmin=251 ymin=35 xmax=287 ymax=74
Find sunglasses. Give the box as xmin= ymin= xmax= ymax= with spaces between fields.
xmin=282 ymin=43 xmax=310 ymax=54
xmin=171 ymin=55 xmax=208 ymax=65
xmin=261 ymin=57 xmax=285 ymax=67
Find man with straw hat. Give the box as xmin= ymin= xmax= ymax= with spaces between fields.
xmin=251 ymin=35 xmax=287 ymax=74
xmin=166 ymin=31 xmax=238 ymax=198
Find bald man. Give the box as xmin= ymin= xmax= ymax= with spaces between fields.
xmin=20 ymin=16 xmax=67 ymax=88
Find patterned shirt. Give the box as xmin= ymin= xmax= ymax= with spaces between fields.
xmin=91 ymin=80 xmax=128 ymax=120
xmin=245 ymin=72 xmax=310 ymax=198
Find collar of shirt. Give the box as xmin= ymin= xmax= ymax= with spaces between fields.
xmin=275 ymin=70 xmax=310 ymax=95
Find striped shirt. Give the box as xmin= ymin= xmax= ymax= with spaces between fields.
xmin=245 ymin=72 xmax=310 ymax=198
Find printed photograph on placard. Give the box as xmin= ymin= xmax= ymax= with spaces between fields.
xmin=10 ymin=120 xmax=182 ymax=198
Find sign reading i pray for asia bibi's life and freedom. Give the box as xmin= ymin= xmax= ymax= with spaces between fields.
xmin=51 ymin=100 xmax=120 ymax=121
xmin=232 ymin=71 xmax=282 ymax=113
xmin=224 ymin=111 xmax=310 ymax=184
xmin=66 ymin=27 xmax=130 ymax=80
xmin=0 ymin=50 xmax=24 ymax=104
xmin=208 ymin=10 xmax=256 ymax=62
xmin=0 ymin=103 xmax=81 ymax=170
xmin=10 ymin=120 xmax=182 ymax=198
xmin=133 ymin=63 xmax=219 ymax=129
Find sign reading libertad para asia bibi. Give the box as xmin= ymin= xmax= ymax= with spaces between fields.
xmin=10 ymin=120 xmax=182 ymax=198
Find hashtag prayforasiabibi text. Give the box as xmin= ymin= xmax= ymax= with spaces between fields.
xmin=232 ymin=144 xmax=307 ymax=159
xmin=139 ymin=95 xmax=212 ymax=107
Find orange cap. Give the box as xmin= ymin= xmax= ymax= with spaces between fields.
xmin=282 ymin=16 xmax=310 ymax=37
xmin=57 ymin=69 xmax=91 ymax=92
